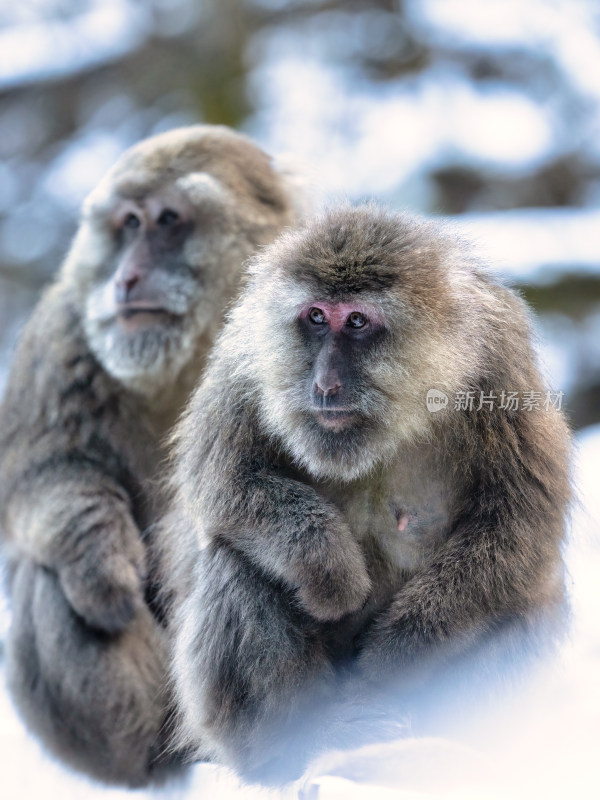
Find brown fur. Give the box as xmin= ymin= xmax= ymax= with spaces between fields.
xmin=164 ymin=204 xmax=571 ymax=779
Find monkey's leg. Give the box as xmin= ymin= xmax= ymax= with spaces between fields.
xmin=5 ymin=559 xmax=181 ymax=787
xmin=173 ymin=541 xmax=336 ymax=781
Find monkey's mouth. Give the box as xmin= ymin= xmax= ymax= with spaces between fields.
xmin=313 ymin=409 xmax=356 ymax=431
xmin=118 ymin=304 xmax=169 ymax=317
xmin=116 ymin=305 xmax=175 ymax=331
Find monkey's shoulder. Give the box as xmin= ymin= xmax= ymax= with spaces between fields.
xmin=5 ymin=283 xmax=110 ymax=406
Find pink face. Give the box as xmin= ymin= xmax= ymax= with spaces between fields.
xmin=298 ymin=301 xmax=385 ymax=332
xmin=297 ymin=299 xmax=386 ymax=431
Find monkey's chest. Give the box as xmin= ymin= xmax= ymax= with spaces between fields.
xmin=330 ymin=478 xmax=452 ymax=575
xmin=378 ymin=499 xmax=451 ymax=571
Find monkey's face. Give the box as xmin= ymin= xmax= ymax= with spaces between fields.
xmin=77 ymin=177 xmax=233 ymax=391
xmin=246 ymin=282 xmax=409 ymax=483
xmin=297 ymin=300 xmax=387 ymax=433
xmin=61 ymin=125 xmax=298 ymax=394
xmin=88 ymin=190 xmax=196 ymax=330
xmin=244 ymin=208 xmax=473 ymax=482
xmin=254 ymin=286 xmax=456 ymax=482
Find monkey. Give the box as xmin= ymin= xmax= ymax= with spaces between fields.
xmin=0 ymin=124 xmax=303 ymax=786
xmin=163 ymin=204 xmax=572 ymax=780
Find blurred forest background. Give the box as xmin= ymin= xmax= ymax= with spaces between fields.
xmin=1 ymin=0 xmax=599 ymax=430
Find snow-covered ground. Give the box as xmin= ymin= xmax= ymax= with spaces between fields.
xmin=1 ymin=425 xmax=598 ymax=800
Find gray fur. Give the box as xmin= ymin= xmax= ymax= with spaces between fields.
xmin=164 ymin=205 xmax=572 ymax=778
xmin=0 ymin=125 xmax=301 ymax=785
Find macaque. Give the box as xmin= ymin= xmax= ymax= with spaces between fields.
xmin=165 ymin=205 xmax=571 ymax=778
xmin=0 ymin=124 xmax=303 ymax=785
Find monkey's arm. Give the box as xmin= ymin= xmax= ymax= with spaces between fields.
xmin=358 ymin=407 xmax=571 ymax=679
xmin=216 ymin=474 xmax=371 ymax=622
xmin=0 ymin=289 xmax=147 ymax=632
xmin=173 ymin=385 xmax=371 ymax=622
xmin=1 ymin=463 xmax=147 ymax=633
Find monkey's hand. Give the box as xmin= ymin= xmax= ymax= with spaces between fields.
xmin=57 ymin=512 xmax=147 ymax=634
xmin=6 ymin=477 xmax=148 ymax=633
xmin=356 ymin=602 xmax=439 ymax=685
xmin=293 ymin=522 xmax=372 ymax=621
xmin=356 ymin=583 xmax=484 ymax=685
xmin=180 ymin=394 xmax=371 ymax=621
xmin=223 ymin=512 xmax=372 ymax=623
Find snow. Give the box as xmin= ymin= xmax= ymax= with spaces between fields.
xmin=0 ymin=426 xmax=598 ymax=799
xmin=41 ymin=131 xmax=126 ymax=213
xmin=449 ymin=84 xmax=553 ymax=166
xmin=452 ymin=207 xmax=600 ymax=281
xmin=0 ymin=1 xmax=151 ymax=91
xmin=410 ymin=0 xmax=600 ymax=102
xmin=249 ymin=58 xmax=560 ymax=201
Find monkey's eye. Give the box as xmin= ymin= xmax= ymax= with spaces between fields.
xmin=123 ymin=212 xmax=140 ymax=229
xmin=158 ymin=209 xmax=179 ymax=227
xmin=308 ymin=307 xmax=326 ymax=325
xmin=347 ymin=311 xmax=367 ymax=329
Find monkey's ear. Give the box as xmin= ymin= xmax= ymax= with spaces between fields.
xmin=270 ymin=154 xmax=321 ymax=221
xmin=175 ymin=172 xmax=229 ymax=206
xmin=80 ymin=177 xmax=116 ymax=221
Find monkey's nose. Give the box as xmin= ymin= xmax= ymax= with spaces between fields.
xmin=314 ymin=381 xmax=342 ymax=398
xmin=116 ymin=274 xmax=140 ymax=303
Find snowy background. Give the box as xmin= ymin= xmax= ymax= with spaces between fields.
xmin=0 ymin=0 xmax=599 ymax=797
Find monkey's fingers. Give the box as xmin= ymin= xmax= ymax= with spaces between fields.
xmin=356 ymin=601 xmax=453 ymax=688
xmin=59 ymin=553 xmax=146 ymax=633
xmin=296 ymin=546 xmax=372 ymax=622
